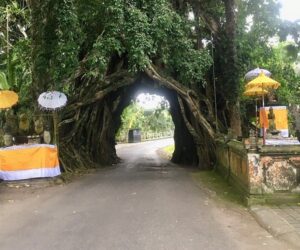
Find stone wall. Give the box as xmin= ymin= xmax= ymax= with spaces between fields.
xmin=216 ymin=139 xmax=300 ymax=204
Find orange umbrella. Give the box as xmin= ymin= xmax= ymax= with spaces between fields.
xmin=0 ymin=90 xmax=18 ymax=109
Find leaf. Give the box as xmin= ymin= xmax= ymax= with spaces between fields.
xmin=0 ymin=72 xmax=10 ymax=90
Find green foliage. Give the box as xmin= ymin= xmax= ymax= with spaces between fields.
xmin=119 ymin=101 xmax=145 ymax=131
xmin=83 ymin=0 xmax=212 ymax=85
xmin=31 ymin=0 xmax=83 ymax=91
xmin=117 ymin=99 xmax=174 ymax=139
xmin=279 ymin=20 xmax=300 ymax=48
xmin=236 ymin=0 xmax=281 ymax=75
xmin=0 ymin=1 xmax=31 ymax=104
xmin=51 ymin=0 xmax=83 ymax=87
xmin=161 ymin=144 xmax=174 ymax=160
xmin=163 ymin=144 xmax=174 ymax=156
xmin=0 ymin=72 xmax=9 ymax=89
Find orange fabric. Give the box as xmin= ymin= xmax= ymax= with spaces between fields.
xmin=259 ymin=107 xmax=288 ymax=129
xmin=0 ymin=145 xmax=59 ymax=171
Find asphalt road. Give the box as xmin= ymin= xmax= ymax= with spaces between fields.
xmin=0 ymin=139 xmax=293 ymax=250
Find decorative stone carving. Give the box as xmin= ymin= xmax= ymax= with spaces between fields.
xmin=3 ymin=124 xmax=13 ymax=146
xmin=3 ymin=134 xmax=13 ymax=146
xmin=43 ymin=130 xmax=51 ymax=144
xmin=34 ymin=117 xmax=44 ymax=135
xmin=5 ymin=110 xmax=18 ymax=135
xmin=266 ymin=107 xmax=280 ymax=137
xmin=18 ymin=113 xmax=30 ymax=135
xmin=43 ymin=123 xmax=51 ymax=144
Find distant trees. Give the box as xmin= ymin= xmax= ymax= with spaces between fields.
xmin=116 ymin=99 xmax=174 ymax=141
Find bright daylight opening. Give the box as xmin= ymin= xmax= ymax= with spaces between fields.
xmin=116 ymin=93 xmax=175 ymax=151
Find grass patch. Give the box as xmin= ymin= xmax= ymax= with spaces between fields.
xmin=162 ymin=145 xmax=174 ymax=159
xmin=191 ymin=170 xmax=245 ymax=206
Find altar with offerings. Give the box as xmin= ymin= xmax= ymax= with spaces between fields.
xmin=0 ymin=144 xmax=60 ymax=181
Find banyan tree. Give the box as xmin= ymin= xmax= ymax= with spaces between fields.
xmin=26 ymin=0 xmax=242 ymax=171
xmin=60 ymin=66 xmax=216 ymax=170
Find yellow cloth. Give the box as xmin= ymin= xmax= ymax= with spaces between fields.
xmin=259 ymin=106 xmax=288 ymax=130
xmin=0 ymin=145 xmax=59 ymax=171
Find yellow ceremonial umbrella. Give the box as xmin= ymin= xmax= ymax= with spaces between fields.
xmin=243 ymin=86 xmax=270 ymax=144
xmin=0 ymin=90 xmax=18 ymax=109
xmin=246 ymin=72 xmax=280 ymax=89
xmin=243 ymin=86 xmax=269 ymax=97
xmin=245 ymin=72 xmax=280 ymax=106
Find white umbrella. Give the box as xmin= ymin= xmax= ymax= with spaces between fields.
xmin=245 ymin=68 xmax=271 ymax=82
xmin=38 ymin=91 xmax=67 ymax=110
xmin=38 ymin=91 xmax=67 ymax=147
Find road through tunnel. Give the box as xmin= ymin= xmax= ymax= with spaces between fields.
xmin=113 ymin=75 xmax=198 ymax=166
xmin=60 ymin=72 xmax=215 ymax=171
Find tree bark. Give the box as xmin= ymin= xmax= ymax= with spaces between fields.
xmin=169 ymin=93 xmax=198 ymax=165
xmin=223 ymin=0 xmax=242 ymax=137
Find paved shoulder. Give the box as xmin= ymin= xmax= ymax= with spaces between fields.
xmin=250 ymin=205 xmax=300 ymax=249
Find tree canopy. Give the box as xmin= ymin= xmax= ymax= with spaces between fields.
xmin=1 ymin=0 xmax=300 ymax=169
xmin=1 ymin=0 xmax=299 ymax=106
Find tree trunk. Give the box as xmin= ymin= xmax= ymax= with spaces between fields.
xmin=169 ymin=93 xmax=198 ymax=165
xmin=223 ymin=0 xmax=242 ymax=137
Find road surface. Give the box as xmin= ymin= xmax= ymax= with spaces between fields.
xmin=0 ymin=139 xmax=293 ymax=249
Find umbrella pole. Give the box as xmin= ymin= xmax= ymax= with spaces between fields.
xmin=262 ymin=124 xmax=266 ymax=145
xmin=262 ymin=89 xmax=265 ymax=145
xmin=53 ymin=111 xmax=59 ymax=152
xmin=262 ymin=106 xmax=266 ymax=145
xmin=255 ymin=99 xmax=258 ymax=141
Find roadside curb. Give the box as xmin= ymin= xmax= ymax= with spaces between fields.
xmin=250 ymin=205 xmax=300 ymax=249
xmin=0 ymin=177 xmax=64 ymax=189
